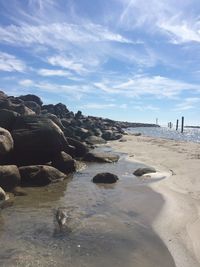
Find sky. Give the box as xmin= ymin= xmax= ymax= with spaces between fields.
xmin=0 ymin=0 xmax=200 ymax=125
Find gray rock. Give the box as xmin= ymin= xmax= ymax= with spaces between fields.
xmin=0 ymin=109 xmax=19 ymax=130
xmin=0 ymin=165 xmax=21 ymax=191
xmin=133 ymin=167 xmax=156 ymax=176
xmin=85 ymin=136 xmax=106 ymax=145
xmin=92 ymin=172 xmax=119 ymax=184
xmin=52 ymin=151 xmax=76 ymax=174
xmin=11 ymin=115 xmax=69 ymax=165
xmin=84 ymin=152 xmax=119 ymax=163
xmin=0 ymin=127 xmax=14 ymax=156
xmin=19 ymin=165 xmax=67 ymax=187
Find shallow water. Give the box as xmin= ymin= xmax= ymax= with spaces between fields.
xmin=127 ymin=126 xmax=200 ymax=143
xmin=0 ymin=148 xmax=175 ymax=267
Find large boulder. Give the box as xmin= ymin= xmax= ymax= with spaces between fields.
xmin=19 ymin=165 xmax=67 ymax=187
xmin=66 ymin=137 xmax=89 ymax=158
xmin=0 ymin=165 xmax=21 ymax=191
xmin=0 ymin=127 xmax=14 ymax=156
xmin=84 ymin=152 xmax=119 ymax=163
xmin=17 ymin=94 xmax=43 ymax=106
xmin=133 ymin=167 xmax=156 ymax=176
xmin=11 ymin=115 xmax=69 ymax=165
xmin=0 ymin=109 xmax=19 ymax=130
xmin=52 ymin=151 xmax=76 ymax=174
xmin=92 ymin=172 xmax=119 ymax=184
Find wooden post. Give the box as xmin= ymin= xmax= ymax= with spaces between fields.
xmin=176 ymin=119 xmax=179 ymax=131
xmin=181 ymin=116 xmax=184 ymax=133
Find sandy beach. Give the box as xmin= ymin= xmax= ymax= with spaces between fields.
xmin=108 ymin=134 xmax=200 ymax=267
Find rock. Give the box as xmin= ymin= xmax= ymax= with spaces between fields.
xmin=52 ymin=151 xmax=76 ymax=174
xmin=42 ymin=103 xmax=70 ymax=118
xmin=0 ymin=127 xmax=14 ymax=156
xmin=0 ymin=165 xmax=21 ymax=191
xmin=0 ymin=109 xmax=19 ymax=130
xmin=92 ymin=172 xmax=119 ymax=184
xmin=66 ymin=137 xmax=89 ymax=158
xmin=84 ymin=152 xmax=119 ymax=163
xmin=23 ymin=101 xmax=41 ymax=114
xmin=12 ymin=186 xmax=27 ymax=196
xmin=0 ymin=187 xmax=6 ymax=201
xmin=101 ymin=130 xmax=122 ymax=141
xmin=132 ymin=133 xmax=142 ymax=136
xmin=18 ymin=94 xmax=43 ymax=106
xmin=85 ymin=136 xmax=106 ymax=145
xmin=133 ymin=167 xmax=156 ymax=176
xmin=19 ymin=165 xmax=67 ymax=187
xmin=0 ymin=192 xmax=14 ymax=209
xmin=11 ymin=115 xmax=69 ymax=165
xmin=44 ymin=113 xmax=64 ymax=130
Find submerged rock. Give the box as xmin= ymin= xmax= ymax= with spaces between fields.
xmin=0 ymin=165 xmax=21 ymax=191
xmin=84 ymin=152 xmax=119 ymax=163
xmin=133 ymin=167 xmax=156 ymax=176
xmin=92 ymin=172 xmax=119 ymax=184
xmin=19 ymin=165 xmax=67 ymax=187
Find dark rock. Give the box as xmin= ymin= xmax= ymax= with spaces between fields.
xmin=92 ymin=172 xmax=119 ymax=184
xmin=52 ymin=151 xmax=76 ymax=174
xmin=42 ymin=103 xmax=70 ymax=118
xmin=18 ymin=94 xmax=43 ymax=106
xmin=44 ymin=113 xmax=64 ymax=130
xmin=0 ymin=165 xmax=21 ymax=191
xmin=66 ymin=137 xmax=89 ymax=158
xmin=84 ymin=152 xmax=119 ymax=163
xmin=0 ymin=109 xmax=19 ymax=130
xmin=23 ymin=101 xmax=41 ymax=114
xmin=133 ymin=167 xmax=156 ymax=176
xmin=19 ymin=165 xmax=67 ymax=187
xmin=0 ymin=187 xmax=6 ymax=201
xmin=132 ymin=133 xmax=142 ymax=136
xmin=102 ymin=130 xmax=122 ymax=141
xmin=0 ymin=127 xmax=14 ymax=156
xmin=85 ymin=136 xmax=106 ymax=145
xmin=11 ymin=115 xmax=69 ymax=165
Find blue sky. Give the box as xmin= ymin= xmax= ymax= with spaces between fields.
xmin=0 ymin=0 xmax=200 ymax=125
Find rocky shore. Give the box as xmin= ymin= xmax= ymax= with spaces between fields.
xmin=0 ymin=90 xmax=158 ymax=206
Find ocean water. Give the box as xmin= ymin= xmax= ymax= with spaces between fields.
xmin=127 ymin=127 xmax=200 ymax=143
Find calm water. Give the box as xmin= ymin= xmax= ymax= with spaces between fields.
xmin=127 ymin=127 xmax=200 ymax=143
xmin=0 ymin=148 xmax=175 ymax=267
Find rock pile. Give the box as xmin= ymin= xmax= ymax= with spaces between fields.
xmin=0 ymin=91 xmax=126 ymax=196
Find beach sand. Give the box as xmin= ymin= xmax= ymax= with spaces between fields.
xmin=108 ymin=134 xmax=200 ymax=267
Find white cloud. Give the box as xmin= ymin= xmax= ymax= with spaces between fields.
xmin=0 ymin=22 xmax=132 ymax=50
xmin=47 ymin=56 xmax=86 ymax=74
xmin=174 ymin=97 xmax=200 ymax=111
xmin=19 ymin=79 xmax=34 ymax=86
xmin=18 ymin=79 xmax=92 ymax=100
xmin=0 ymin=52 xmax=26 ymax=72
xmin=94 ymin=75 xmax=200 ymax=98
xmin=83 ymin=103 xmax=116 ymax=109
xmin=38 ymin=68 xmax=72 ymax=77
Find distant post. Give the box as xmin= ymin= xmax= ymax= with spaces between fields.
xmin=156 ymin=118 xmax=158 ymax=125
xmin=181 ymin=116 xmax=184 ymax=133
xmin=176 ymin=119 xmax=179 ymax=131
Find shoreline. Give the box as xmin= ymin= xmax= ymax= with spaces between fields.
xmin=108 ymin=134 xmax=200 ymax=267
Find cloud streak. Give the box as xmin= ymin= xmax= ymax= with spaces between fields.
xmin=0 ymin=52 xmax=26 ymax=72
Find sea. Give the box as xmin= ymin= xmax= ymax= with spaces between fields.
xmin=126 ymin=126 xmax=200 ymax=143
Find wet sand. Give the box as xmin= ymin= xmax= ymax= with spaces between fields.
xmin=109 ymin=134 xmax=200 ymax=267
xmin=0 ymin=154 xmax=175 ymax=267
